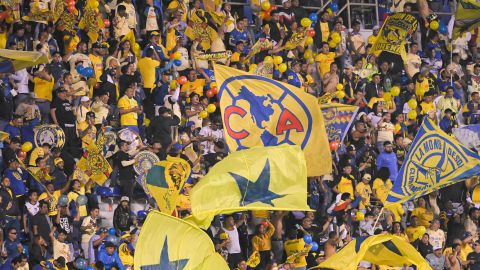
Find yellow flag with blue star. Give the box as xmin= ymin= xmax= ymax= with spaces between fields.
xmin=315 ymin=235 xmax=431 ymax=269
xmin=134 ymin=211 xmax=229 ymax=270
xmin=214 ymin=64 xmax=331 ymax=176
xmin=189 ymin=145 xmax=311 ymax=228
xmin=386 ymin=118 xmax=480 ymax=205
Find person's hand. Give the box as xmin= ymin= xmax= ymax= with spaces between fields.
xmin=7 ymin=201 xmax=12 ymax=210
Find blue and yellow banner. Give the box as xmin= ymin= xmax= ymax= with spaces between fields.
xmin=371 ymin=13 xmax=418 ymax=61
xmin=189 ymin=145 xmax=311 ymax=229
xmin=214 ymin=64 xmax=332 ymax=176
xmin=320 ymin=103 xmax=359 ymax=143
xmin=134 ymin=211 xmax=229 ymax=270
xmin=315 ymin=235 xmax=431 ymax=270
xmin=146 ymin=156 xmax=191 ymax=215
xmin=386 ymin=118 xmax=480 ymax=205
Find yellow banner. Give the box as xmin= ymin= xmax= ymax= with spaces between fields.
xmin=453 ymin=0 xmax=480 ymax=39
xmin=371 ymin=13 xmax=418 ymax=61
xmin=134 ymin=211 xmax=229 ymax=270
xmin=214 ymin=64 xmax=332 ymax=176
xmin=243 ymin=38 xmax=273 ymax=63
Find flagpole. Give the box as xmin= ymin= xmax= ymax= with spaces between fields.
xmin=373 ymin=207 xmax=384 ymax=230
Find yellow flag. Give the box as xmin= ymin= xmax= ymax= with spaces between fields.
xmin=76 ymin=143 xmax=112 ymax=186
xmin=284 ymin=30 xmax=307 ymax=50
xmin=453 ymin=0 xmax=480 ymax=39
xmin=146 ymin=156 xmax=191 ymax=215
xmin=0 ymin=49 xmax=49 ymax=72
xmin=214 ymin=64 xmax=332 ymax=176
xmin=134 ymin=211 xmax=229 ymax=270
xmin=315 ymin=235 xmax=431 ymax=270
xmin=190 ymin=145 xmax=311 ymax=228
xmin=371 ymin=13 xmax=418 ymax=61
xmin=386 ymin=118 xmax=480 ymax=205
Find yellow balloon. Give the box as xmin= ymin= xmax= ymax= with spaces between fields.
xmin=355 ymin=211 xmax=365 ymax=221
xmin=304 ymin=49 xmax=313 ymax=60
xmin=169 ymin=80 xmax=177 ymax=89
xmin=207 ymin=104 xmax=216 ymax=113
xmin=264 ymin=56 xmax=273 ymax=64
xmin=21 ymin=142 xmax=33 ymax=153
xmin=273 ymin=56 xmax=283 ymax=65
xmin=261 ymin=1 xmax=271 ymax=11
xmin=210 ymin=82 xmax=217 ymax=88
xmin=390 ymin=86 xmax=400 ymax=97
xmin=331 ymin=32 xmax=341 ymax=44
xmin=173 ymin=51 xmax=182 ymax=60
xmin=336 ymin=83 xmax=344 ymax=91
xmin=329 ymin=41 xmax=337 ymax=48
xmin=383 ymin=92 xmax=392 ymax=101
xmin=301 ymin=18 xmax=312 ymax=28
xmin=408 ymin=99 xmax=417 ymax=109
xmin=430 ymin=20 xmax=439 ymax=31
xmin=335 ymin=91 xmax=345 ymax=99
xmin=408 ymin=110 xmax=417 ymax=120
xmin=199 ymin=111 xmax=208 ymax=119
xmin=278 ymin=63 xmax=287 ymax=73
xmin=305 ymin=36 xmax=313 ymax=46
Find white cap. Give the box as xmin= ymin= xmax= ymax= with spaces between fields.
xmin=80 ymin=96 xmax=90 ymax=102
xmin=373 ymin=25 xmax=380 ymax=31
xmin=120 ymin=196 xmax=130 ymax=202
xmin=282 ymin=0 xmax=290 ymax=3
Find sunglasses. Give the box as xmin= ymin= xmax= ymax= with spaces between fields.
xmin=10 ymin=232 xmax=17 ymax=235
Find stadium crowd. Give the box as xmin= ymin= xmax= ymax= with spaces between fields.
xmin=0 ymin=0 xmax=480 ymax=269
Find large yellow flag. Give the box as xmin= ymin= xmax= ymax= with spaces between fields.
xmin=134 ymin=211 xmax=229 ymax=270
xmin=453 ymin=0 xmax=480 ymax=39
xmin=190 ymin=145 xmax=311 ymax=228
xmin=214 ymin=64 xmax=332 ymax=176
xmin=76 ymin=143 xmax=112 ymax=186
xmin=315 ymin=235 xmax=431 ymax=270
xmin=0 ymin=49 xmax=49 ymax=73
xmin=386 ymin=118 xmax=480 ymax=205
xmin=146 ymin=156 xmax=191 ymax=215
xmin=371 ymin=13 xmax=418 ymax=61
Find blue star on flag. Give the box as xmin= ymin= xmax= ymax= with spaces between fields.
xmin=229 ymin=159 xmax=285 ymax=206
xmin=140 ymin=236 xmax=189 ymax=270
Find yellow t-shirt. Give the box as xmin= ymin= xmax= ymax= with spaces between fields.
xmin=137 ymin=57 xmax=160 ymax=89
xmin=284 ymin=238 xmax=308 ymax=268
xmin=415 ymin=78 xmax=429 ymax=99
xmin=386 ymin=203 xmax=405 ymax=222
xmin=39 ymin=190 xmax=61 ymax=216
xmin=420 ymin=101 xmax=436 ymax=115
xmin=411 ymin=207 xmax=434 ymax=227
xmin=336 ymin=176 xmax=354 ymax=199
xmin=89 ymin=54 xmax=103 ymax=82
xmin=77 ymin=121 xmax=97 ymax=148
xmin=117 ymin=95 xmax=139 ymax=126
xmin=67 ymin=189 xmax=87 ymax=217
xmin=320 ymin=22 xmax=330 ymax=42
xmin=119 ymin=243 xmax=134 ymax=266
xmin=181 ymin=79 xmax=206 ymax=96
xmin=372 ymin=178 xmax=392 ymax=203
xmin=315 ymin=52 xmax=336 ymax=78
xmin=34 ymin=77 xmax=54 ymax=101
xmin=29 ymin=147 xmax=45 ymax=166
xmin=355 ymin=182 xmax=372 ymax=210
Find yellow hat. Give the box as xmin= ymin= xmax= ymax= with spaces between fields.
xmin=54 ymin=158 xmax=64 ymax=166
xmin=219 ymin=233 xmax=229 ymax=240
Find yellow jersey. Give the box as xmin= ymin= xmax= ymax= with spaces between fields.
xmin=372 ymin=178 xmax=392 ymax=203
xmin=117 ymin=95 xmax=139 ymax=126
xmin=181 ymin=79 xmax=206 ymax=96
xmin=137 ymin=57 xmax=160 ymax=89
xmin=39 ymin=190 xmax=62 ymax=216
xmin=33 ymin=77 xmax=54 ymax=101
xmin=315 ymin=52 xmax=336 ymax=78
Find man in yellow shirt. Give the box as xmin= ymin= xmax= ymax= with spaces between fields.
xmin=315 ymin=42 xmax=344 ymax=78
xmin=181 ymin=69 xmax=206 ymax=97
xmin=118 ymin=86 xmax=141 ymax=133
xmin=89 ymin=43 xmax=104 ymax=83
xmin=33 ymin=67 xmax=54 ymax=123
xmin=333 ymin=164 xmax=355 ymax=199
xmin=356 ymin=173 xmax=372 ymax=211
xmin=284 ymin=229 xmax=310 ymax=269
xmin=77 ymin=112 xmax=97 ymax=148
xmin=420 ymin=91 xmax=436 ymax=116
xmin=137 ymin=47 xmax=160 ymax=119
xmin=373 ymin=168 xmax=393 ymax=204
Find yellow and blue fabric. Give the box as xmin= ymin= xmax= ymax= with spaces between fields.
xmin=386 ymin=118 xmax=480 ymax=205
xmin=76 ymin=142 xmax=112 ymax=186
xmin=0 ymin=49 xmax=49 ymax=73
xmin=146 ymin=156 xmax=191 ymax=215
xmin=133 ymin=211 xmax=229 ymax=270
xmin=315 ymin=234 xmax=431 ymax=270
xmin=214 ymin=64 xmax=332 ymax=176
xmin=189 ymin=145 xmax=311 ymax=229
xmin=371 ymin=13 xmax=418 ymax=62
xmin=453 ymin=0 xmax=480 ymax=39
xmin=320 ymin=103 xmax=359 ymax=143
